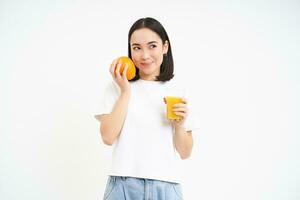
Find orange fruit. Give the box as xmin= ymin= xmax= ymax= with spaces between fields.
xmin=116 ymin=56 xmax=136 ymax=80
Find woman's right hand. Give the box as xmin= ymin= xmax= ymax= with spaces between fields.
xmin=109 ymin=59 xmax=131 ymax=94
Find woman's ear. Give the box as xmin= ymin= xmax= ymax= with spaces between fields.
xmin=163 ymin=40 xmax=169 ymax=54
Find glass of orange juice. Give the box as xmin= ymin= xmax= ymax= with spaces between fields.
xmin=164 ymin=88 xmax=185 ymax=120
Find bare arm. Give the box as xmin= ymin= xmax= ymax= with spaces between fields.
xmin=96 ymin=59 xmax=131 ymax=145
xmin=97 ymin=91 xmax=130 ymax=145
xmin=173 ymin=125 xmax=193 ymax=159
xmin=170 ymin=98 xmax=194 ymax=159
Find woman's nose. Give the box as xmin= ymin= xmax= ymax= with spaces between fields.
xmin=141 ymin=50 xmax=150 ymax=59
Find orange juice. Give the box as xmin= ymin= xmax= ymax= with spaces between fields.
xmin=165 ymin=96 xmax=183 ymax=120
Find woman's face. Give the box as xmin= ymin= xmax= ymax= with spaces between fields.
xmin=130 ymin=28 xmax=168 ymax=81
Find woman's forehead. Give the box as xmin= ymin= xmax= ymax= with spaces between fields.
xmin=130 ymin=28 xmax=162 ymax=45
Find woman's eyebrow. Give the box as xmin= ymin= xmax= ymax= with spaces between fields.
xmin=131 ymin=41 xmax=158 ymax=46
xmin=131 ymin=43 xmax=140 ymax=46
xmin=148 ymin=41 xmax=158 ymax=44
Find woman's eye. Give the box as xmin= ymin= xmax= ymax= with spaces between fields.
xmin=133 ymin=46 xmax=140 ymax=50
xmin=150 ymin=44 xmax=157 ymax=49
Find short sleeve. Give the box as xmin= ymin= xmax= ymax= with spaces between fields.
xmin=94 ymin=81 xmax=120 ymax=122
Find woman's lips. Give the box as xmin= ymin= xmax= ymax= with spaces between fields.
xmin=140 ymin=62 xmax=153 ymax=68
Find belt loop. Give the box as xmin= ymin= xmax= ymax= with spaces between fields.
xmin=111 ymin=176 xmax=116 ymax=183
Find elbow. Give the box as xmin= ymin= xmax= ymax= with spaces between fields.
xmin=179 ymin=148 xmax=193 ymax=160
xmin=102 ymin=137 xmax=114 ymax=146
xmin=180 ymin=152 xmax=191 ymax=160
xmin=100 ymin=125 xmax=114 ymax=146
xmin=177 ymin=144 xmax=193 ymax=160
xmin=100 ymin=126 xmax=115 ymax=146
xmin=101 ymin=131 xmax=115 ymax=146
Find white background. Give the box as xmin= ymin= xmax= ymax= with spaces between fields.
xmin=1 ymin=0 xmax=299 ymax=199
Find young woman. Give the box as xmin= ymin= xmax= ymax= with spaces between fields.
xmin=96 ymin=17 xmax=198 ymax=200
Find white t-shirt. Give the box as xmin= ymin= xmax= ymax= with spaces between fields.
xmin=95 ymin=78 xmax=199 ymax=183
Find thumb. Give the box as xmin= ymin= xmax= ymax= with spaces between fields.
xmin=122 ymin=64 xmax=129 ymax=79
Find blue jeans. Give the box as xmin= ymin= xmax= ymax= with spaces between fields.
xmin=103 ymin=176 xmax=184 ymax=200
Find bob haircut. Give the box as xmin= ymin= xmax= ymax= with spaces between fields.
xmin=128 ymin=17 xmax=174 ymax=82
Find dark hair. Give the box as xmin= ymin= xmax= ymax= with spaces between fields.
xmin=128 ymin=17 xmax=174 ymax=82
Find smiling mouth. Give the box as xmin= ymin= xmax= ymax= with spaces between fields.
xmin=141 ymin=62 xmax=153 ymax=66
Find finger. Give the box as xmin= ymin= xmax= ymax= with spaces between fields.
xmin=173 ymin=103 xmax=187 ymax=108
xmin=170 ymin=119 xmax=179 ymax=123
xmin=122 ymin=63 xmax=129 ymax=79
xmin=173 ymin=107 xmax=187 ymax=113
xmin=175 ymin=106 xmax=189 ymax=114
xmin=174 ymin=112 xmax=187 ymax=118
xmin=115 ymin=62 xmax=122 ymax=80
xmin=110 ymin=59 xmax=118 ymax=76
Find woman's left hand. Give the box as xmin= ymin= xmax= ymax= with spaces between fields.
xmin=171 ymin=98 xmax=189 ymax=127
